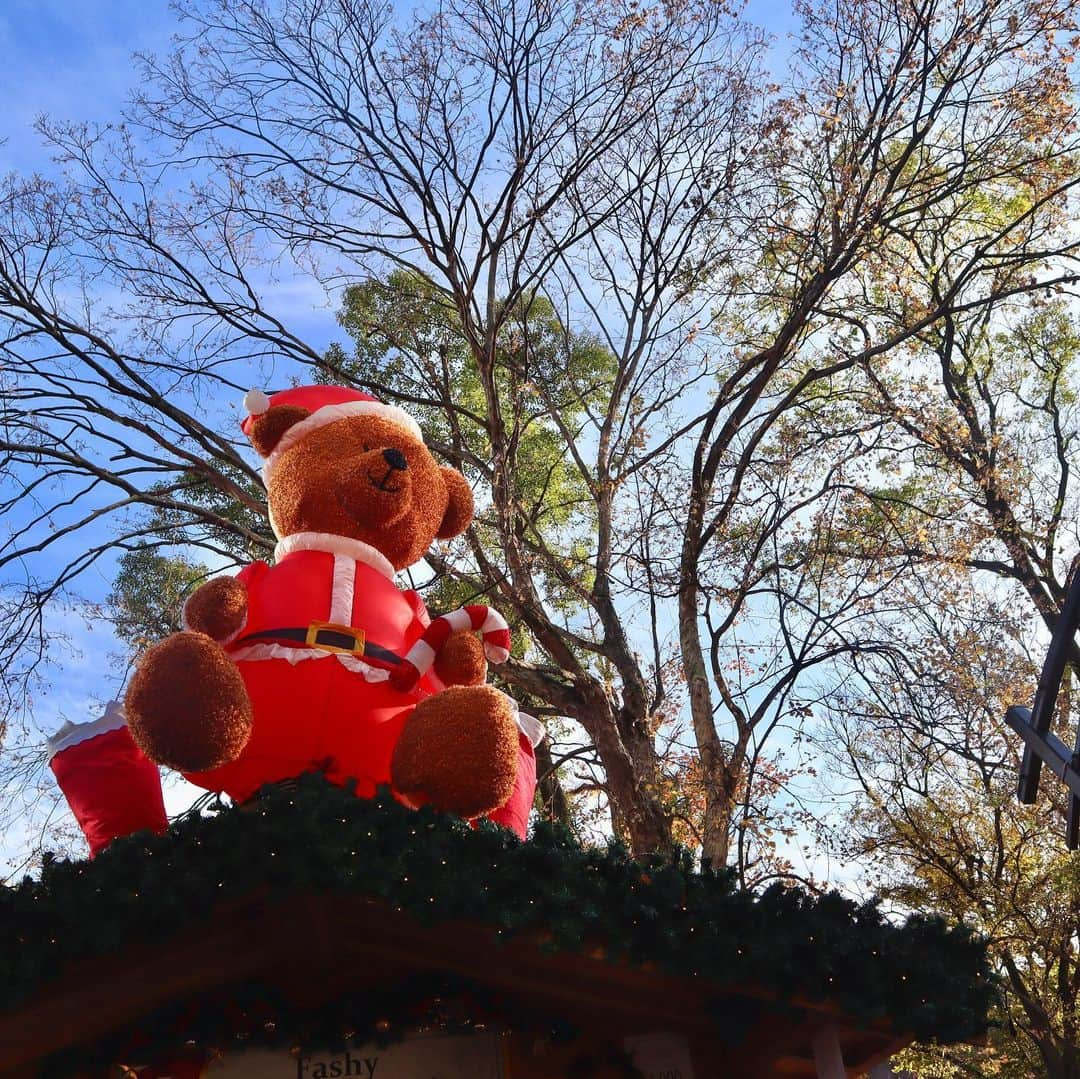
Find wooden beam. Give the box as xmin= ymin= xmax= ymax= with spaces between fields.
xmin=1005 ymin=706 xmax=1078 ymax=793
xmin=1005 ymin=704 xmax=1080 ymax=847
xmin=812 ymin=1024 xmax=846 ymax=1079
xmin=1015 ymin=570 xmax=1080 ymax=805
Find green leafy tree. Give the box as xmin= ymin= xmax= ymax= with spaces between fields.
xmin=329 ymin=272 xmax=614 ymax=614
xmin=2 ymin=0 xmax=1080 ymax=877
xmin=108 ymin=547 xmax=206 ymax=651
xmin=828 ymin=586 xmax=1080 ymax=1077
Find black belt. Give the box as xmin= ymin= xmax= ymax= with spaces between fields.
xmin=235 ymin=622 xmax=403 ymax=667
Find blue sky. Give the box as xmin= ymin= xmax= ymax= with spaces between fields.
xmin=0 ymin=0 xmax=347 ymax=338
xmin=0 ymin=1 xmax=172 ymax=172
xmin=0 ymin=1 xmax=344 ymax=868
xmin=0 ymin=0 xmax=825 ymax=873
xmin=0 ymin=0 xmax=799 ymax=173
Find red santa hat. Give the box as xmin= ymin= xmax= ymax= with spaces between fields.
xmin=241 ymin=385 xmax=424 ymax=483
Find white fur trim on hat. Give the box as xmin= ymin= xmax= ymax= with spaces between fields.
xmin=262 ymin=401 xmax=424 ymax=484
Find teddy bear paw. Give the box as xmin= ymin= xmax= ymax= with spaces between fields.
xmin=391 ymin=684 xmax=518 ymax=818
xmin=433 ymin=628 xmax=488 ymax=686
xmin=125 ymin=632 xmax=253 ymax=772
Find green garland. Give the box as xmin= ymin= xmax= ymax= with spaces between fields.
xmin=0 ymin=775 xmax=994 ymax=1053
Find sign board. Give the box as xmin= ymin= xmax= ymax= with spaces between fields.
xmin=623 ymin=1032 xmax=696 ymax=1079
xmin=206 ymin=1032 xmax=504 ymax=1079
xmin=198 ymin=1028 xmax=695 ymax=1079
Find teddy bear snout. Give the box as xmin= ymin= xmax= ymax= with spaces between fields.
xmin=334 ymin=447 xmax=413 ymax=526
xmin=382 ymin=447 xmax=407 ymax=471
xmin=370 ymin=445 xmax=409 ymax=493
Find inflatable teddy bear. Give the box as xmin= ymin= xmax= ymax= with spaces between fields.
xmin=119 ymin=385 xmax=541 ymax=838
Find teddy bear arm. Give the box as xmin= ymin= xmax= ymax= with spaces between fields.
xmin=182 ymin=576 xmax=248 ymax=641
xmin=433 ymin=628 xmax=488 ymax=687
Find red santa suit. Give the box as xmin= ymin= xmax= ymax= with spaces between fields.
xmin=183 ymin=531 xmax=540 ymax=837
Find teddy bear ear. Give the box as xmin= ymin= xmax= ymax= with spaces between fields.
xmin=249 ymin=405 xmax=311 ymax=458
xmin=437 ymin=467 xmax=474 ymax=539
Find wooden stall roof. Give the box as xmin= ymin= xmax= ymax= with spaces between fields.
xmin=0 ymin=889 xmax=912 ymax=1078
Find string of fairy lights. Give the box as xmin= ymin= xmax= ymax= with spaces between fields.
xmin=0 ymin=775 xmax=995 ymax=1075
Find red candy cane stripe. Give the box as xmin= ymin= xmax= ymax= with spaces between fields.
xmin=389 ymin=605 xmax=511 ymax=692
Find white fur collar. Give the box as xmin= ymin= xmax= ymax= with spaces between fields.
xmin=274 ymin=532 xmax=396 ymax=581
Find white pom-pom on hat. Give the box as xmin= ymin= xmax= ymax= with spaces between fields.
xmin=243 ymin=388 xmax=271 ymax=416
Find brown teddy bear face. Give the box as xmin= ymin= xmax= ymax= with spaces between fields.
xmin=262 ymin=412 xmax=473 ymax=570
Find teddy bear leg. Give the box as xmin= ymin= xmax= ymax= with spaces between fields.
xmin=484 ymin=733 xmax=537 ymax=840
xmin=125 ymin=631 xmax=253 ymax=773
xmin=390 ymin=684 xmax=519 ymax=818
xmin=48 ymin=701 xmax=169 ymax=857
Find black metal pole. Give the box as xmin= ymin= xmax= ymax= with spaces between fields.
xmin=1016 ymin=570 xmax=1080 ymax=805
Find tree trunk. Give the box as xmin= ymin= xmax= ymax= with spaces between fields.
xmin=534 ymin=735 xmax=573 ymax=831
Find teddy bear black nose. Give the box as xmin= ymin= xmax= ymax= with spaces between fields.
xmin=382 ymin=447 xmax=408 ymax=471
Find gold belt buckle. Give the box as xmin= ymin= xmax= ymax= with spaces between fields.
xmin=305 ymin=620 xmax=366 ymax=655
